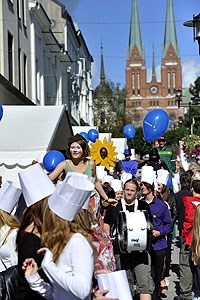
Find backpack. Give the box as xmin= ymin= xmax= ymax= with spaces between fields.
xmin=0 ymin=265 xmax=19 ymax=300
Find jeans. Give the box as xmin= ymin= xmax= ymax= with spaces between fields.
xmin=179 ymin=243 xmax=192 ymax=299
xmin=150 ymin=247 xmax=167 ymax=296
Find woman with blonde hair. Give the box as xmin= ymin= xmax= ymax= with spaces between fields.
xmin=23 ymin=173 xmax=96 ymax=300
xmin=0 ymin=181 xmax=21 ymax=271
xmin=189 ymin=203 xmax=200 ymax=300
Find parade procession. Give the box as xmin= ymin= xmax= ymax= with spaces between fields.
xmin=0 ymin=0 xmax=200 ymax=300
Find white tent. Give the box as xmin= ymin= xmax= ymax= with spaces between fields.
xmin=0 ymin=105 xmax=73 ymax=186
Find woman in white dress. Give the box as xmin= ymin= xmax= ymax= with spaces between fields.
xmin=23 ymin=173 xmax=96 ymax=300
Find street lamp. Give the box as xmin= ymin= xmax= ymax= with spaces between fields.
xmin=183 ymin=13 xmax=200 ymax=55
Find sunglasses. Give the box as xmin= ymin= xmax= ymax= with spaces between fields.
xmin=158 ymin=139 xmax=165 ymax=142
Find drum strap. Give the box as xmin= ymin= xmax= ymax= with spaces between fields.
xmin=121 ymin=198 xmax=138 ymax=212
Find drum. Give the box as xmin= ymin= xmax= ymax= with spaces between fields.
xmin=118 ymin=210 xmax=151 ymax=253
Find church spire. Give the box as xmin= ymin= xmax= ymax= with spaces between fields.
xmin=163 ymin=0 xmax=179 ymax=56
xmin=100 ymin=42 xmax=106 ymax=83
xmin=128 ymin=0 xmax=144 ymax=58
xmin=152 ymin=45 xmax=156 ymax=80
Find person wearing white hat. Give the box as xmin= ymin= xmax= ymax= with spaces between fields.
xmin=140 ymin=166 xmax=173 ymax=300
xmin=22 ymin=173 xmax=96 ymax=300
xmin=110 ymin=179 xmax=123 ymax=203
xmin=0 ymin=181 xmax=21 ymax=271
xmin=15 ymin=163 xmax=56 ymax=300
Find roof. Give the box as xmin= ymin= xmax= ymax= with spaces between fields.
xmin=0 ymin=105 xmax=73 ymax=186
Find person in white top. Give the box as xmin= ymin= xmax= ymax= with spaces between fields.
xmin=0 ymin=181 xmax=21 ymax=271
xmin=22 ymin=173 xmax=96 ymax=300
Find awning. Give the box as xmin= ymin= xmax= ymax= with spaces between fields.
xmin=0 ymin=105 xmax=73 ymax=186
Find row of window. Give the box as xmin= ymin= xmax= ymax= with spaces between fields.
xmin=131 ymin=100 xmax=176 ymax=107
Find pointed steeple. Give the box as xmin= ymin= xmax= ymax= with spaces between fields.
xmin=152 ymin=45 xmax=156 ymax=79
xmin=100 ymin=42 xmax=106 ymax=83
xmin=163 ymin=0 xmax=179 ymax=56
xmin=128 ymin=0 xmax=144 ymax=58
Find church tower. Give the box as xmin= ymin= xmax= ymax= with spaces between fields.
xmin=126 ymin=0 xmax=183 ymax=128
xmin=93 ymin=44 xmax=114 ymax=132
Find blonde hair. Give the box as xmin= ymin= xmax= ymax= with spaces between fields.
xmin=191 ymin=204 xmax=200 ymax=265
xmin=42 ymin=205 xmax=96 ymax=263
xmin=0 ymin=209 xmax=20 ymax=229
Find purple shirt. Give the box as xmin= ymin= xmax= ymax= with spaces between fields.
xmin=145 ymin=197 xmax=173 ymax=251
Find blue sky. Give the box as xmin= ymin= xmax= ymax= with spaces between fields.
xmin=63 ymin=0 xmax=200 ymax=89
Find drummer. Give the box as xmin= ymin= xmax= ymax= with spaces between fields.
xmin=139 ymin=166 xmax=173 ymax=300
xmin=104 ymin=179 xmax=154 ymax=300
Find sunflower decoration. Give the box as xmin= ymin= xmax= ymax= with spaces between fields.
xmin=90 ymin=137 xmax=118 ymax=170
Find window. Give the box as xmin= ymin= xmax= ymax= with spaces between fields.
xmin=173 ymin=72 xmax=176 ymax=89
xmin=18 ymin=48 xmax=21 ymax=91
xmin=23 ymin=54 xmax=27 ymax=95
xmin=17 ymin=0 xmax=21 ymax=19
xmin=8 ymin=31 xmax=13 ymax=83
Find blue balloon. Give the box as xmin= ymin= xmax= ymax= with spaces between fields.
xmin=88 ymin=129 xmax=99 ymax=142
xmin=166 ymin=176 xmax=172 ymax=188
xmin=0 ymin=104 xmax=3 ymax=121
xmin=123 ymin=124 xmax=136 ymax=139
xmin=143 ymin=109 xmax=169 ymax=142
xmin=43 ymin=150 xmax=65 ymax=173
xmin=79 ymin=132 xmax=89 ymax=143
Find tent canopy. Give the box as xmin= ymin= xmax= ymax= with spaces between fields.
xmin=0 ymin=105 xmax=73 ymax=186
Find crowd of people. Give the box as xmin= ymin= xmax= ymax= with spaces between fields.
xmin=0 ymin=133 xmax=200 ymax=300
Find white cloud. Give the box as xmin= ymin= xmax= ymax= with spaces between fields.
xmin=182 ymin=60 xmax=200 ymax=88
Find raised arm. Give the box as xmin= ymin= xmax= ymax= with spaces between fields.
xmin=48 ymin=160 xmax=66 ymax=182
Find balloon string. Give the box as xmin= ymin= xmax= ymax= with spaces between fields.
xmin=140 ymin=141 xmax=147 ymax=160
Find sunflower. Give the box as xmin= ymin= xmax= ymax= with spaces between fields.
xmin=90 ymin=137 xmax=118 ymax=170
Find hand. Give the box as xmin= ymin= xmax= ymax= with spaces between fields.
xmin=94 ymin=269 xmax=112 ymax=277
xmin=37 ymin=247 xmax=49 ymax=255
xmin=93 ymin=289 xmax=119 ymax=300
xmin=102 ymin=198 xmax=118 ymax=207
xmin=22 ymin=258 xmax=38 ymax=277
xmin=152 ymin=230 xmax=160 ymax=238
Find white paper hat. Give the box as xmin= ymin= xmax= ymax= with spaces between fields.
xmin=18 ymin=164 xmax=56 ymax=207
xmin=96 ymin=166 xmax=107 ymax=180
xmin=102 ymin=175 xmax=113 ymax=185
xmin=65 ymin=172 xmax=95 ymax=210
xmin=156 ymin=169 xmax=169 ymax=186
xmin=110 ymin=179 xmax=123 ymax=192
xmin=121 ymin=173 xmax=132 ymax=185
xmin=141 ymin=166 xmax=156 ymax=185
xmin=48 ymin=172 xmax=94 ymax=221
xmin=0 ymin=181 xmax=21 ymax=213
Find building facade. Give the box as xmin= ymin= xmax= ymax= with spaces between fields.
xmin=0 ymin=0 xmax=93 ymax=125
xmin=126 ymin=0 xmax=184 ymax=128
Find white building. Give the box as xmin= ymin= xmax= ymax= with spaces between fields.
xmin=0 ymin=0 xmax=94 ymax=125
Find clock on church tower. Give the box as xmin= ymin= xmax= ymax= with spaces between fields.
xmin=150 ymin=86 xmax=158 ymax=94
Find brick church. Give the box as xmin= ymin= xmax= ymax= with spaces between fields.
xmin=126 ymin=0 xmax=184 ymax=128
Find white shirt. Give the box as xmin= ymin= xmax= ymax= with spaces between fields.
xmin=27 ymin=233 xmax=94 ymax=300
xmin=0 ymin=225 xmax=18 ymax=271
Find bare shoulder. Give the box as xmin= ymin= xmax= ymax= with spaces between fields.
xmin=90 ymin=160 xmax=96 ymax=169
